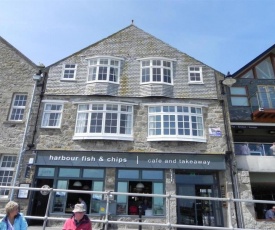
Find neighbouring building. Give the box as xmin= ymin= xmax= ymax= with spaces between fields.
xmin=228 ymin=44 xmax=275 ymax=229
xmin=0 ymin=37 xmax=40 ymax=213
xmin=19 ymin=24 xmax=236 ymax=229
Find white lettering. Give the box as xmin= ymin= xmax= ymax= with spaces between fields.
xmin=148 ymin=158 xmax=162 ymax=163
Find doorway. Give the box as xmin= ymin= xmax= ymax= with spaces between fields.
xmin=29 ymin=179 xmax=53 ymax=226
xmin=176 ymin=173 xmax=223 ymax=229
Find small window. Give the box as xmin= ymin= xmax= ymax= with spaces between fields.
xmin=9 ymin=94 xmax=27 ymax=121
xmin=0 ymin=155 xmax=16 ymax=198
xmin=42 ymin=103 xmax=63 ymax=128
xmin=230 ymin=87 xmax=249 ymax=106
xmin=62 ymin=64 xmax=77 ymax=80
xmin=188 ymin=66 xmax=203 ymax=83
xmin=140 ymin=59 xmax=173 ymax=84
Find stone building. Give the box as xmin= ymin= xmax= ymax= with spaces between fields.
xmin=22 ymin=24 xmax=235 ymax=229
xmin=228 ymin=44 xmax=275 ymax=229
xmin=0 ymin=36 xmax=40 ymax=213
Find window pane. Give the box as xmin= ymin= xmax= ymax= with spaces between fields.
xmin=256 ymin=58 xmax=275 ymax=79
xmin=118 ymin=170 xmax=139 ymax=179
xmin=153 ymin=183 xmax=164 ymax=215
xmin=142 ymin=170 xmax=163 ymax=179
xmin=83 ymin=169 xmax=104 ymax=178
xmin=59 ymin=168 xmax=80 ymax=177
xmin=230 ymin=87 xmax=246 ymax=95
xmin=231 ymin=97 xmax=249 ymax=106
xmin=38 ymin=168 xmax=55 ymax=177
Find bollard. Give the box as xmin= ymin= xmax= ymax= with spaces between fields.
xmin=138 ymin=204 xmax=142 ymax=230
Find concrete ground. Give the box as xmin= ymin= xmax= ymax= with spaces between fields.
xmin=28 ymin=227 xmax=62 ymax=230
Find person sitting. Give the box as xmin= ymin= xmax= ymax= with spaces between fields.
xmin=265 ymin=206 xmax=275 ymax=220
xmin=62 ymin=204 xmax=92 ymax=230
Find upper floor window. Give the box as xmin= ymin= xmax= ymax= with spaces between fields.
xmin=140 ymin=59 xmax=173 ymax=84
xmin=230 ymin=87 xmax=249 ymax=106
xmin=9 ymin=94 xmax=27 ymax=121
xmin=255 ymin=57 xmax=275 ymax=79
xmin=87 ymin=57 xmax=122 ymax=83
xmin=62 ymin=64 xmax=77 ymax=80
xmin=188 ymin=66 xmax=203 ymax=83
xmin=258 ymin=85 xmax=275 ymax=109
xmin=0 ymin=155 xmax=16 ymax=198
xmin=74 ymin=102 xmax=133 ymax=140
xmin=42 ymin=103 xmax=64 ymax=128
xmin=147 ymin=105 xmax=205 ymax=142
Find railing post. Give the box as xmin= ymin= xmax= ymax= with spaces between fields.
xmin=43 ymin=187 xmax=53 ymax=230
xmin=227 ymin=194 xmax=233 ymax=229
xmin=138 ymin=204 xmax=142 ymax=230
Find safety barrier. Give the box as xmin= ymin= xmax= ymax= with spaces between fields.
xmin=0 ymin=185 xmax=273 ymax=230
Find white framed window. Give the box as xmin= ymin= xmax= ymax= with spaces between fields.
xmin=9 ymin=94 xmax=27 ymax=121
xmin=188 ymin=66 xmax=203 ymax=83
xmin=140 ymin=58 xmax=173 ymax=84
xmin=41 ymin=103 xmax=64 ymax=128
xmin=147 ymin=105 xmax=205 ymax=142
xmin=0 ymin=155 xmax=16 ymax=198
xmin=74 ymin=102 xmax=133 ymax=141
xmin=62 ymin=64 xmax=77 ymax=80
xmin=230 ymin=87 xmax=249 ymax=106
xmin=87 ymin=57 xmax=122 ymax=83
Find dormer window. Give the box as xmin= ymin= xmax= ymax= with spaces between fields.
xmin=87 ymin=57 xmax=122 ymax=83
xmin=140 ymin=58 xmax=173 ymax=84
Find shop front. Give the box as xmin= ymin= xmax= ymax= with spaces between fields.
xmin=29 ymin=150 xmax=226 ymax=227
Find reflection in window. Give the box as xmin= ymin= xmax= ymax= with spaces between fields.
xmin=230 ymin=87 xmax=248 ymax=106
xmin=258 ymin=86 xmax=275 ymax=109
xmin=255 ymin=57 xmax=275 ymax=79
xmin=240 ymin=70 xmax=254 ymax=79
xmin=59 ymin=168 xmax=80 ymax=177
xmin=116 ymin=169 xmax=164 ymax=216
xmin=38 ymin=168 xmax=55 ymax=177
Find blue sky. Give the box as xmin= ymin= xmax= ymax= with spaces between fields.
xmin=1 ymin=0 xmax=275 ymax=74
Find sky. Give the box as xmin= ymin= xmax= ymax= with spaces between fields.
xmin=1 ymin=0 xmax=275 ymax=75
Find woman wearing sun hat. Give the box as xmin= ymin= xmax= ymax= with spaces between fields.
xmin=0 ymin=201 xmax=28 ymax=230
xmin=62 ymin=203 xmax=92 ymax=230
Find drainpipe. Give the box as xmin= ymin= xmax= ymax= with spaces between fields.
xmin=220 ymin=93 xmax=244 ymax=228
xmin=10 ymin=70 xmax=43 ymax=200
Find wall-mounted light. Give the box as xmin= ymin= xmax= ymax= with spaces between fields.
xmin=73 ymin=181 xmax=82 ymax=187
xmin=268 ymin=130 xmax=275 ymax=134
xmin=220 ymin=72 xmax=237 ymax=94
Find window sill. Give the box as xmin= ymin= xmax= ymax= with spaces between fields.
xmin=87 ymin=81 xmax=119 ymax=84
xmin=41 ymin=126 xmax=61 ymax=129
xmin=60 ymin=79 xmax=76 ymax=82
xmin=188 ymin=82 xmax=204 ymax=85
xmin=3 ymin=121 xmax=24 ymax=124
xmin=147 ymin=136 xmax=206 ymax=142
xmin=140 ymin=82 xmax=173 ymax=86
xmin=73 ymin=135 xmax=133 ymax=141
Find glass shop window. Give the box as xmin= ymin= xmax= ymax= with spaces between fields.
xmin=116 ymin=169 xmax=164 ymax=216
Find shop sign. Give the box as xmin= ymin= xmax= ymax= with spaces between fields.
xmin=35 ymin=151 xmax=226 ymax=170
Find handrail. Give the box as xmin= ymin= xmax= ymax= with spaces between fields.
xmin=0 ymin=185 xmax=272 ymax=230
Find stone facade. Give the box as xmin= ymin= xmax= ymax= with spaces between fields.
xmin=0 ymin=36 xmax=39 ymax=213
xmin=14 ymin=25 xmax=234 ymax=229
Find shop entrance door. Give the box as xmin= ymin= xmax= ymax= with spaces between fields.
xmin=176 ymin=173 xmax=222 ymax=229
xmin=29 ymin=179 xmax=53 ymax=226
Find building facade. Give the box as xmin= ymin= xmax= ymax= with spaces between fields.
xmin=0 ymin=37 xmax=40 ymax=213
xmin=228 ymin=45 xmax=275 ymax=229
xmin=17 ymin=25 xmax=234 ymax=229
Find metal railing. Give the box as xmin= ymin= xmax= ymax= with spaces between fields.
xmin=234 ymin=142 xmax=274 ymax=156
xmin=0 ymin=185 xmax=273 ymax=230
